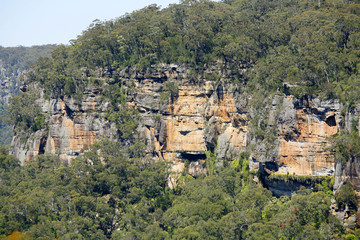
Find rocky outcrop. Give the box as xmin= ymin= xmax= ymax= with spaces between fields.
xmin=11 ymin=65 xmax=348 ymax=180
xmin=11 ymin=88 xmax=116 ymax=164
xmin=124 ymin=66 xmax=248 ymax=177
xmin=276 ymin=96 xmax=341 ymax=176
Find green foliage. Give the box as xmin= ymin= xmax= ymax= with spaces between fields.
xmin=5 ymin=90 xmax=46 ymax=136
xmin=0 ymin=45 xmax=55 ymax=75
xmin=315 ymin=178 xmax=335 ymax=196
xmin=0 ymin=45 xmax=55 ymax=145
xmin=205 ymin=149 xmax=216 ymax=175
xmin=0 ymin=140 xmax=171 ymax=239
xmin=28 ymin=45 xmax=86 ymax=99
xmin=2 ymin=0 xmax=360 ymax=238
xmin=106 ymin=107 xmax=139 ymax=140
xmin=329 ymin=124 xmax=360 ymax=163
xmin=0 ymin=146 xmax=19 ymax=170
xmin=240 ymin=152 xmax=250 ymax=185
xmin=0 ymin=103 xmax=12 ymax=145
xmin=345 ymin=234 xmax=358 ymax=240
xmin=266 ymin=173 xmax=333 ymax=185
xmin=160 ymin=80 xmax=179 ymax=103
xmin=164 ymin=81 xmax=178 ymax=98
xmin=335 ymin=180 xmax=357 ymax=210
xmin=231 ymin=158 xmax=240 ymax=172
xmin=24 ymin=0 xmax=359 ymax=103
xmin=103 ymin=82 xmax=127 ymax=106
xmin=0 ymin=147 xmax=346 ymax=239
xmin=102 ymin=82 xmax=141 ymax=142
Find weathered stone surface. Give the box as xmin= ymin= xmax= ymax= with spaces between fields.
xmin=11 ymin=64 xmax=360 ymax=227
xmin=11 ymin=88 xmax=116 ymax=164
xmin=11 ymin=65 xmax=347 ymax=180
xmin=277 ymin=96 xmax=340 ymax=176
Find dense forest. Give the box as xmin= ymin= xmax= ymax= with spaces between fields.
xmin=0 ymin=143 xmax=346 ymax=239
xmin=0 ymin=45 xmax=56 ymax=78
xmin=1 ymin=0 xmax=360 ymax=239
xmin=24 ymin=0 xmax=360 ymax=102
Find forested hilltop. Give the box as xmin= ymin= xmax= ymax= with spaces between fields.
xmin=24 ymin=0 xmax=360 ymax=101
xmin=2 ymin=0 xmax=360 ymax=239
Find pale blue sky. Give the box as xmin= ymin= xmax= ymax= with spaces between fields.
xmin=0 ymin=0 xmax=180 ymax=47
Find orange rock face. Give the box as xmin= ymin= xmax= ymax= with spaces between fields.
xmin=11 ymin=88 xmax=115 ymax=164
xmin=47 ymin=114 xmax=97 ymax=156
xmin=165 ymin=116 xmax=206 ymax=153
xmin=12 ymin=66 xmax=342 ymax=180
xmin=164 ymin=84 xmax=242 ymax=153
xmin=44 ymin=94 xmax=99 ymax=162
xmin=278 ymin=108 xmax=338 ymax=175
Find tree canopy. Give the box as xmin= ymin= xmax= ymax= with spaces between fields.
xmin=0 ymin=143 xmax=346 ymax=239
xmin=2 ymin=0 xmax=360 ymax=238
xmin=25 ymin=0 xmax=360 ymax=103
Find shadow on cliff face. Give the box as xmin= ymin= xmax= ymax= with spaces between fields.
xmin=259 ymin=161 xmax=332 ymax=197
xmin=39 ymin=134 xmax=47 ymax=155
xmin=180 ymin=151 xmax=207 ymax=161
xmin=326 ymin=115 xmax=336 ymax=127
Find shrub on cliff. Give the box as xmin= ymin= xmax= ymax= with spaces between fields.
xmin=5 ymin=90 xmax=45 ymax=136
xmin=329 ymin=127 xmax=360 ymax=164
xmin=335 ymin=180 xmax=357 ymax=210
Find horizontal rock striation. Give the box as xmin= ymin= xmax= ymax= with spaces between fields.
xmin=11 ymin=65 xmax=350 ymax=180
xmin=276 ymin=96 xmax=341 ymax=176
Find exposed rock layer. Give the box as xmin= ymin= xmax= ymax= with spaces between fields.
xmin=11 ymin=65 xmax=346 ymax=178
xmin=12 ymin=88 xmax=116 ymax=164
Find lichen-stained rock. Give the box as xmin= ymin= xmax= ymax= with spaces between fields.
xmin=11 ymin=130 xmax=47 ymax=164
xmin=217 ymin=125 xmax=248 ymax=160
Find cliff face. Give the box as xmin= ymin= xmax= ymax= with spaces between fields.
xmin=275 ymin=97 xmax=341 ymax=176
xmin=11 ymin=65 xmax=347 ymax=179
xmin=124 ymin=66 xmax=248 ymax=178
xmin=12 ymin=88 xmax=116 ymax=164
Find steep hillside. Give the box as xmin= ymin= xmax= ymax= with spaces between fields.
xmin=10 ymin=0 xmax=360 ymax=182
xmin=0 ymin=45 xmax=56 ymax=144
xmin=0 ymin=45 xmax=56 ymax=103
xmin=3 ymin=0 xmax=360 ymax=238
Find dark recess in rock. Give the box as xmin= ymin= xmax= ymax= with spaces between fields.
xmin=326 ymin=115 xmax=336 ymax=127
xmin=180 ymin=152 xmax=206 ymax=161
xmin=39 ymin=135 xmax=47 ymax=155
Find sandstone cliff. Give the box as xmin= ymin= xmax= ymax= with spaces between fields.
xmin=12 ymin=64 xmax=360 ymax=225
xmin=11 ymin=87 xmax=116 ymax=164
xmin=11 ymin=65 xmax=349 ymax=179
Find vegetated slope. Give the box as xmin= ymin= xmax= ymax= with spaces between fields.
xmin=0 ymin=143 xmax=343 ymax=239
xmin=2 ymin=0 xmax=360 ymax=239
xmin=25 ymin=0 xmax=360 ymax=101
xmin=0 ymin=45 xmax=56 ymax=145
xmin=9 ymin=0 xmax=360 ymax=172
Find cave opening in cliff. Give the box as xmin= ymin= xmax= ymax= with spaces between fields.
xmin=326 ymin=115 xmax=336 ymax=127
xmin=39 ymin=135 xmax=47 ymax=155
xmin=180 ymin=152 xmax=207 ymax=161
xmin=261 ymin=161 xmax=279 ymax=173
xmin=64 ymin=103 xmax=74 ymax=119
